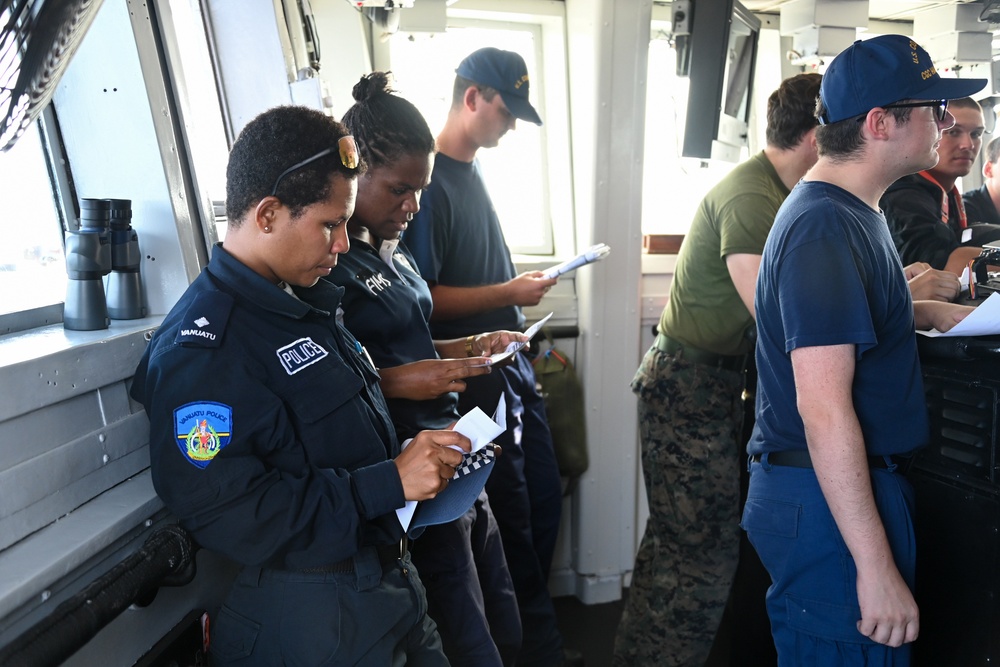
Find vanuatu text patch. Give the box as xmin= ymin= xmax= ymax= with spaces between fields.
xmin=174 ymin=401 xmax=233 ymax=468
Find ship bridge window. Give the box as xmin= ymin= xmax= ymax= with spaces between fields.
xmin=641 ymin=8 xmax=780 ymax=236
xmin=387 ymin=11 xmax=572 ymax=258
xmin=0 ymin=120 xmax=66 ymax=319
xmin=641 ymin=13 xmax=737 ymax=236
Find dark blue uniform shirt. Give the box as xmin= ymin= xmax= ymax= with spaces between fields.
xmin=131 ymin=244 xmax=405 ymax=571
xmin=405 ymin=153 xmax=525 ymax=338
xmin=751 ymin=181 xmax=927 ymax=458
xmin=328 ymin=239 xmax=459 ymax=441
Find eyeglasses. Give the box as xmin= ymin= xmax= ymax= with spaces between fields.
xmin=881 ymin=100 xmax=950 ymax=123
xmin=269 ymin=135 xmax=360 ymax=197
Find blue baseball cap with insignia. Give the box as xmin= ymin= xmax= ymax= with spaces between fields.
xmin=818 ymin=34 xmax=987 ymax=125
xmin=456 ymin=47 xmax=543 ymax=126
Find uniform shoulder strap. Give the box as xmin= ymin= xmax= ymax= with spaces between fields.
xmin=173 ymin=290 xmax=234 ymax=348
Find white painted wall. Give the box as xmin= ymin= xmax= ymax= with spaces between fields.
xmin=554 ymin=0 xmax=651 ymax=604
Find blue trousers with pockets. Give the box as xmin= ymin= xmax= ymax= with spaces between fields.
xmin=742 ymin=456 xmax=916 ymax=667
xmin=209 ymin=548 xmax=448 ymax=666
xmin=458 ymin=352 xmax=564 ymax=667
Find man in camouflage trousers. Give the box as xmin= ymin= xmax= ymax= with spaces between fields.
xmin=612 ymin=73 xmax=823 ymax=666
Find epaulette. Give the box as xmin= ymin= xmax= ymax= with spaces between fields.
xmin=174 ymin=290 xmax=234 ymax=348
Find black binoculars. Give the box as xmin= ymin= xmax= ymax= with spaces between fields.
xmin=64 ymin=198 xmax=146 ymax=331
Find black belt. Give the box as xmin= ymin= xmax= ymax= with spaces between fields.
xmin=300 ymin=536 xmax=409 ymax=574
xmin=751 ymin=450 xmax=891 ymax=469
xmin=654 ymin=333 xmax=746 ymax=372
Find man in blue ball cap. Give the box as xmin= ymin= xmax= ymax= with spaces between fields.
xmin=405 ymin=47 xmax=572 ymax=667
xmin=455 ymin=47 xmax=543 ymax=126
xmin=742 ymin=34 xmax=982 ymax=665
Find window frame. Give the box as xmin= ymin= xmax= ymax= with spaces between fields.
xmin=0 ymin=106 xmax=71 ymax=333
xmin=379 ymin=3 xmax=575 ymax=258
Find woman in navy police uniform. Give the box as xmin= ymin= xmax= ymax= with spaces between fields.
xmin=131 ymin=105 xmax=468 ymax=666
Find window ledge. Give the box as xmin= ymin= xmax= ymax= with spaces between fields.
xmin=0 ymin=316 xmax=164 ymax=423
xmin=641 ymin=254 xmax=677 ymax=275
xmin=0 ymin=315 xmax=164 ymax=366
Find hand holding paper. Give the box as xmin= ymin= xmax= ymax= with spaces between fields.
xmin=917 ymin=292 xmax=995 ymax=337
xmin=541 ymin=243 xmax=611 ymax=279
xmin=396 ymin=395 xmax=507 ymax=533
xmin=485 ymin=312 xmax=554 ymax=365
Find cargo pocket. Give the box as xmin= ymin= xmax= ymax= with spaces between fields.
xmin=785 ymin=593 xmax=868 ymax=643
xmin=209 ymin=605 xmax=260 ymax=663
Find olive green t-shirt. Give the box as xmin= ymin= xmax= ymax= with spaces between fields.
xmin=659 ymin=151 xmax=789 ymax=356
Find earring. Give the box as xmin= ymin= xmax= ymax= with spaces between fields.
xmin=263 ymin=226 xmax=271 ymax=233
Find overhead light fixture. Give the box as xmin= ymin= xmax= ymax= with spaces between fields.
xmin=980 ymin=0 xmax=1000 ymax=23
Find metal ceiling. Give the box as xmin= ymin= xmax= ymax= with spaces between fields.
xmin=741 ymin=0 xmax=989 ymax=23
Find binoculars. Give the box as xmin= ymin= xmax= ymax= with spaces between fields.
xmin=64 ymin=198 xmax=146 ymax=331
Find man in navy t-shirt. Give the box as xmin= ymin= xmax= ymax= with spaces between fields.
xmin=743 ymin=35 xmax=980 ymax=666
xmin=405 ymin=48 xmax=570 ymax=667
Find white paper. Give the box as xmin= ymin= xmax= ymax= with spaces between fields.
xmin=487 ymin=312 xmax=554 ymax=365
xmin=918 ymin=291 xmax=1000 ymax=337
xmin=396 ymin=396 xmax=506 ymax=531
xmin=963 ymin=227 xmax=974 ymax=244
xmin=960 ymin=266 xmax=971 ymax=290
xmin=541 ymin=243 xmax=611 ymax=279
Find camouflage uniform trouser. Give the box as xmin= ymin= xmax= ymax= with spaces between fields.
xmin=613 ymin=344 xmax=745 ymax=667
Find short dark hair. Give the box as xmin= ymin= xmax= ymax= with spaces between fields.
xmin=948 ymin=96 xmax=982 ymax=114
xmin=451 ymin=75 xmax=499 ymax=110
xmin=765 ymin=73 xmax=822 ymax=150
xmin=987 ymin=135 xmax=1000 ymax=165
xmin=342 ymin=72 xmax=435 ymax=169
xmin=225 ymin=105 xmax=363 ymax=224
xmin=815 ymin=99 xmax=912 ymax=160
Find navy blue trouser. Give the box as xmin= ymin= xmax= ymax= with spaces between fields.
xmin=209 ymin=548 xmax=447 ymax=666
xmin=459 ymin=352 xmax=565 ymax=667
xmin=411 ymin=493 xmax=522 ymax=667
xmin=742 ymin=456 xmax=916 ymax=667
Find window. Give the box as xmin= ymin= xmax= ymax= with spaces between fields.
xmin=165 ymin=0 xmax=231 ymax=244
xmin=0 ymin=120 xmax=66 ymax=316
xmin=641 ymin=23 xmax=736 ymax=235
xmin=641 ymin=13 xmax=784 ymax=236
xmin=388 ymin=17 xmax=570 ymax=256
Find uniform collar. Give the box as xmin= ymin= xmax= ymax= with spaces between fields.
xmin=206 ymin=243 xmax=344 ymax=318
xmin=377 ymin=238 xmax=403 ymax=279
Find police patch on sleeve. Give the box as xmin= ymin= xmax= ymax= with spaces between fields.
xmin=174 ymin=401 xmax=233 ymax=468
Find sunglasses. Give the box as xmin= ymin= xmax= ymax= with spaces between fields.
xmin=880 ymin=100 xmax=950 ymax=123
xmin=270 ymin=135 xmax=360 ymax=197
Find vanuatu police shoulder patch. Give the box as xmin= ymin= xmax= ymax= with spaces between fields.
xmin=174 ymin=401 xmax=233 ymax=468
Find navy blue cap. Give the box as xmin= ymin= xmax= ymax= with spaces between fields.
xmin=819 ymin=35 xmax=987 ymax=125
xmin=456 ymin=47 xmax=543 ymax=126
